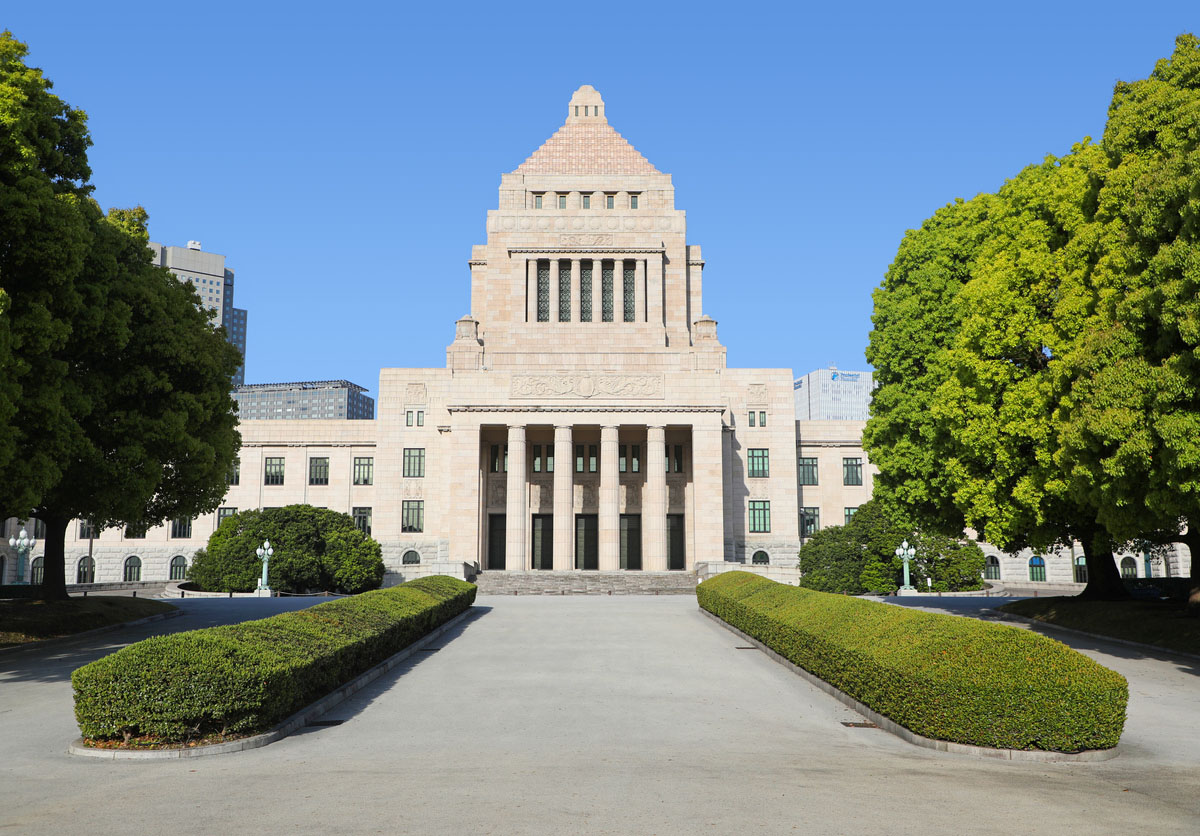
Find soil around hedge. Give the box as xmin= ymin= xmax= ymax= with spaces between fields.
xmin=0 ymin=597 xmax=176 ymax=648
xmin=998 ymin=596 xmax=1200 ymax=655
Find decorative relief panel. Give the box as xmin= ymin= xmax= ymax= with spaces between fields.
xmin=511 ymin=374 xmax=664 ymax=400
xmin=405 ymin=383 xmax=427 ymax=404
xmin=746 ymin=384 xmax=768 ymax=405
xmin=402 ymin=480 xmax=423 ymax=499
xmin=582 ymin=484 xmax=598 ymax=508
xmin=667 ymin=483 xmax=685 ymax=510
xmin=487 ymin=481 xmax=506 ymax=506
xmin=621 ymin=484 xmax=642 ymax=511
xmin=560 ymin=233 xmax=613 ymax=247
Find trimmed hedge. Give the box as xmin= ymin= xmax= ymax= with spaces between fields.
xmin=73 ymin=576 xmax=475 ymax=743
xmin=698 ymin=572 xmax=1127 ymax=752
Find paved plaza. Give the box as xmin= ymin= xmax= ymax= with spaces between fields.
xmin=1 ymin=594 xmax=1197 ymax=834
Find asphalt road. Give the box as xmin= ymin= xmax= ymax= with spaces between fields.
xmin=1 ymin=594 xmax=1196 ymax=835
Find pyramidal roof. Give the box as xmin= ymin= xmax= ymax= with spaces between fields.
xmin=513 ymin=85 xmax=660 ymax=176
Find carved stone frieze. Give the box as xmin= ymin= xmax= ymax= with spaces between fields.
xmin=487 ymin=480 xmax=506 ymax=506
xmin=510 ymin=374 xmax=664 ymax=400
xmin=405 ymin=383 xmax=428 ymax=404
xmin=402 ymin=480 xmax=423 ymax=499
xmin=621 ymin=484 xmax=642 ymax=511
xmin=746 ymin=383 xmax=768 ymax=405
xmin=560 ymin=233 xmax=614 ymax=246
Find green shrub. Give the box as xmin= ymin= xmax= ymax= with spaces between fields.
xmin=698 ymin=572 xmax=1127 ymax=752
xmin=72 ymin=576 xmax=475 ymax=743
xmin=189 ymin=505 xmax=384 ymax=594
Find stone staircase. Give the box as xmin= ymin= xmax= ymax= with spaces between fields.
xmin=473 ymin=570 xmax=698 ymax=596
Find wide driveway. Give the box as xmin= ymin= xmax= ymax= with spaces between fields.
xmin=1 ymin=594 xmax=1196 ymax=834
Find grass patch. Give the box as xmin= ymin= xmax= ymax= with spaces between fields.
xmin=0 ymin=597 xmax=176 ymax=648
xmin=999 ymin=597 xmax=1200 ymax=655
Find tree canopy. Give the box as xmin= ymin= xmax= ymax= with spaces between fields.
xmin=866 ymin=34 xmax=1200 ymax=603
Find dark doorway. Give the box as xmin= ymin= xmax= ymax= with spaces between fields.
xmin=620 ymin=514 xmax=642 ymax=570
xmin=575 ymin=514 xmax=598 ymax=570
xmin=667 ymin=514 xmax=685 ymax=570
xmin=532 ymin=514 xmax=553 ymax=570
xmin=487 ymin=514 xmax=507 ymax=570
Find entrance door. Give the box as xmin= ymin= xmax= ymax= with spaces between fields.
xmin=667 ymin=514 xmax=685 ymax=570
xmin=532 ymin=514 xmax=553 ymax=570
xmin=487 ymin=514 xmax=507 ymax=570
xmin=620 ymin=514 xmax=642 ymax=570
xmin=575 ymin=514 xmax=598 ymax=570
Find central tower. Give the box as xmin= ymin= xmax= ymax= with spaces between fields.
xmin=448 ymin=85 xmax=725 ymax=372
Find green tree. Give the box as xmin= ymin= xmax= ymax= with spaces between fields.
xmin=31 ymin=206 xmax=242 ymax=599
xmin=189 ymin=505 xmax=384 ymax=594
xmin=0 ymin=31 xmax=93 ymax=518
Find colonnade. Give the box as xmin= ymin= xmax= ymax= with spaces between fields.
xmin=523 ymin=256 xmax=664 ymax=325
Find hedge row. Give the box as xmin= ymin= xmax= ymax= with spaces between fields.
xmin=698 ymin=572 xmax=1127 ymax=752
xmin=73 ymin=576 xmax=476 ymax=743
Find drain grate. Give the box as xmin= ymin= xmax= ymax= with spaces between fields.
xmin=734 ymin=646 xmax=758 ymax=650
xmin=419 ymin=648 xmax=441 ymax=652
xmin=841 ymin=721 xmax=878 ymax=728
xmin=307 ymin=720 xmax=345 ymax=727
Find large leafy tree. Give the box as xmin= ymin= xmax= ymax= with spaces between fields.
xmin=32 ymin=207 xmax=241 ymax=599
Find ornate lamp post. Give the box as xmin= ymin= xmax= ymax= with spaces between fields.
xmin=255 ymin=540 xmax=273 ymax=594
xmin=895 ymin=539 xmax=917 ymax=594
xmin=8 ymin=528 xmax=36 ymax=585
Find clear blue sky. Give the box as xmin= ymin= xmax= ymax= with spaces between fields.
xmin=6 ymin=3 xmax=1197 ymax=399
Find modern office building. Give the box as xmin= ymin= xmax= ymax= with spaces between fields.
xmin=793 ymin=367 xmax=874 ymax=420
xmin=233 ymin=380 xmax=375 ymax=420
xmin=149 ymin=240 xmax=249 ymax=386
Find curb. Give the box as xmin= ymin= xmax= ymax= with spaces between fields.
xmin=0 ymin=608 xmax=184 ymax=656
xmin=983 ymin=609 xmax=1200 ymax=663
xmin=698 ymin=607 xmax=1119 ymax=763
xmin=68 ymin=605 xmax=478 ymax=760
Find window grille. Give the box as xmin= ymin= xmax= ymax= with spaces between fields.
xmin=602 ymin=261 xmax=614 ymax=322
xmin=623 ymin=261 xmax=636 ymax=322
xmin=580 ymin=261 xmax=593 ymax=321
xmin=537 ymin=261 xmax=550 ymax=322
xmin=559 ymin=261 xmax=571 ymax=321
xmin=752 ymin=550 xmax=769 ymax=565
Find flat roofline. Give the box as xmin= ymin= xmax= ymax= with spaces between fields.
xmin=235 ymin=380 xmax=370 ymax=393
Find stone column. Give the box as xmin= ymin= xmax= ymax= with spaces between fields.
xmin=648 ymin=254 xmax=663 ymax=327
xmin=635 ymin=259 xmax=647 ymax=323
xmin=599 ymin=425 xmax=620 ymax=570
xmin=570 ymin=259 xmax=581 ymax=322
xmin=592 ymin=262 xmax=602 ymax=324
xmin=617 ymin=258 xmax=628 ymax=322
xmin=525 ymin=259 xmax=536 ymax=323
xmin=644 ymin=425 xmax=667 ymax=571
xmin=505 ymin=424 xmax=527 ymax=570
xmin=550 ymin=259 xmax=561 ymax=323
xmin=553 ymin=425 xmax=574 ymax=570
xmin=448 ymin=418 xmax=482 ymax=566
xmin=691 ymin=419 xmax=725 ymax=568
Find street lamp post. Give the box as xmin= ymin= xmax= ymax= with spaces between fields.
xmin=255 ymin=539 xmax=273 ymax=594
xmin=8 ymin=528 xmax=36 ymax=585
xmin=895 ymin=539 xmax=917 ymax=595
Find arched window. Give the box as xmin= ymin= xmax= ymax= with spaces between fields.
xmin=31 ymin=556 xmax=44 ymax=585
xmin=124 ymin=555 xmax=142 ymax=582
xmin=1120 ymin=556 xmax=1137 ymax=579
xmin=751 ymin=550 xmax=770 ymax=565
xmin=169 ymin=555 xmax=188 ymax=581
xmin=1073 ymin=555 xmax=1088 ymax=584
xmin=402 ymin=550 xmax=421 ymax=565
xmin=984 ymin=555 xmax=1001 ymax=580
xmin=1028 ymin=556 xmax=1046 ymax=582
xmin=77 ymin=556 xmax=95 ymax=585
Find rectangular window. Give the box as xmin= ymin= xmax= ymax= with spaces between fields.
xmin=630 ymin=194 xmax=639 ymax=209
xmin=747 ymin=448 xmax=770 ymax=478
xmin=800 ymin=507 xmax=820 ymax=538
xmin=217 ymin=507 xmax=237 ymax=525
xmin=559 ymin=261 xmax=571 ymax=322
xmin=171 ymin=517 xmax=193 ymax=539
xmin=582 ymin=194 xmax=590 ymax=209
xmin=402 ymin=500 xmax=424 ymax=533
xmin=619 ymin=444 xmax=627 ymax=473
xmin=309 ymin=457 xmax=329 ymax=486
xmin=623 ymin=261 xmax=636 ymax=322
xmin=417 ymin=410 xmax=424 ymax=427
xmin=264 ymin=457 xmax=285 ymax=485
xmin=353 ymin=506 xmax=372 ymax=536
xmin=406 ymin=410 xmax=414 ymax=426
xmin=606 ymin=193 xmax=615 ymax=209
xmin=491 ymin=444 xmax=500 ymax=473
xmin=533 ymin=444 xmax=542 ymax=473
xmin=589 ymin=444 xmax=598 ymax=473
xmin=576 ymin=444 xmax=584 ymax=473
xmin=749 ymin=501 xmax=771 ymax=533
xmin=844 ymin=506 xmax=859 ymax=525
xmin=601 ymin=261 xmax=614 ymax=322
xmin=759 ymin=411 xmax=767 ymax=427
xmin=580 ymin=260 xmax=593 ymax=322
xmin=797 ymin=457 xmax=818 ymax=486
xmin=32 ymin=519 xmax=46 ymax=539
xmin=558 ymin=193 xmax=567 ymax=209
xmin=537 ymin=260 xmax=550 ymax=322
xmin=674 ymin=444 xmax=684 ymax=474
xmin=534 ymin=193 xmax=543 ymax=209
xmin=843 ymin=457 xmax=863 ymax=486
xmin=79 ymin=519 xmax=95 ymax=539
xmin=631 ymin=444 xmax=640 ymax=473
xmin=227 ymin=457 xmax=240 ymax=486
xmin=125 ymin=524 xmax=147 ymax=539
xmin=403 ymin=448 xmax=425 ymax=478
xmin=748 ymin=411 xmax=756 ymax=427
xmin=353 ymin=456 xmax=374 ymax=485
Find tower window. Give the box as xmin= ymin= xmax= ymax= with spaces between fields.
xmin=582 ymin=194 xmax=590 ymax=209
xmin=606 ymin=194 xmax=615 ymax=209
xmin=559 ymin=260 xmax=571 ymax=322
xmin=630 ymin=194 xmax=639 ymax=209
xmin=623 ymin=261 xmax=636 ymax=322
xmin=537 ymin=260 xmax=550 ymax=322
xmin=534 ymin=194 xmax=543 ymax=209
xmin=602 ymin=261 xmax=614 ymax=322
xmin=558 ymin=193 xmax=567 ymax=209
xmin=580 ymin=260 xmax=593 ymax=322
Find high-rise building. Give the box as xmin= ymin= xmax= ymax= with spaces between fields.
xmin=793 ymin=367 xmax=874 ymax=420
xmin=149 ymin=240 xmax=248 ymax=386
xmin=233 ymin=380 xmax=375 ymax=420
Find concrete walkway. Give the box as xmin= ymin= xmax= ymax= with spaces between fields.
xmin=1 ymin=595 xmax=1197 ymax=834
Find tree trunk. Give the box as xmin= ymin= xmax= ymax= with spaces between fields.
xmin=1179 ymin=527 xmax=1200 ymax=613
xmin=37 ymin=514 xmax=69 ymax=601
xmin=1078 ymin=527 xmax=1130 ymax=601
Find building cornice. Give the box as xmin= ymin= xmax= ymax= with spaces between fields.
xmin=507 ymin=248 xmax=665 ymax=255
xmin=447 ymin=404 xmax=726 ymax=414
